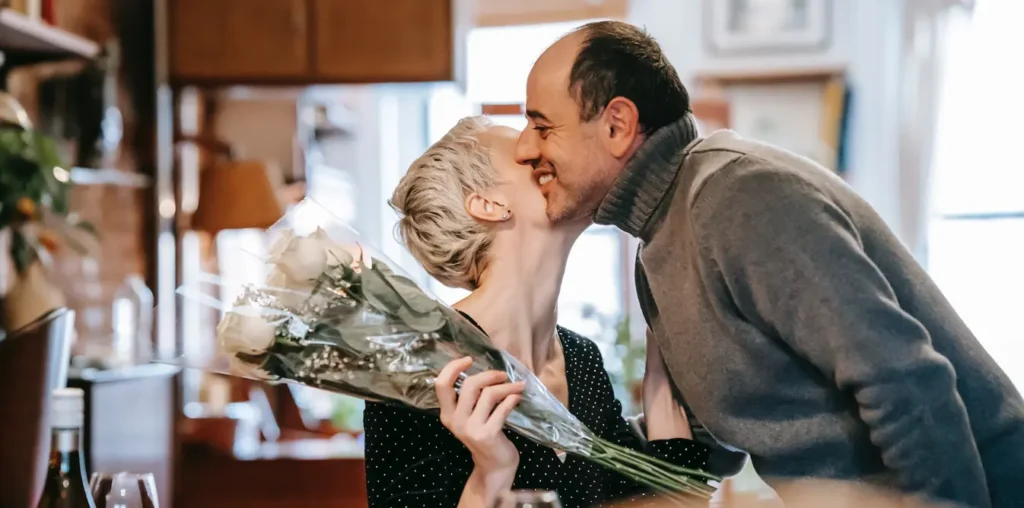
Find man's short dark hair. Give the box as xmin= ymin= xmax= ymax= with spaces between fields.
xmin=569 ymin=21 xmax=690 ymax=134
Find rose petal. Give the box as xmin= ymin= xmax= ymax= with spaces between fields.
xmin=217 ymin=308 xmax=278 ymax=355
xmin=269 ymin=229 xmax=296 ymax=261
xmin=277 ymin=235 xmax=328 ymax=283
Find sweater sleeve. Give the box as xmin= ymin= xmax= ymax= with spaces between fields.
xmin=691 ymin=164 xmax=990 ymax=508
xmin=363 ymin=402 xmax=470 ymax=507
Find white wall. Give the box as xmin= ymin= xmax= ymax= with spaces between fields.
xmin=628 ymin=0 xmax=905 ymax=229
xmin=307 ymin=84 xmax=438 ymax=285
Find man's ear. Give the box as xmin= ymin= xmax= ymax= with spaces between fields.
xmin=465 ymin=192 xmax=512 ymax=223
xmin=602 ymin=97 xmax=641 ymax=158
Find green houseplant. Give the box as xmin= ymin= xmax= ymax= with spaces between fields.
xmin=614 ymin=315 xmax=647 ymax=415
xmin=0 ymin=97 xmax=96 ymax=331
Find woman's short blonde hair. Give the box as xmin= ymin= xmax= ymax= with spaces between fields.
xmin=390 ymin=116 xmax=498 ymax=290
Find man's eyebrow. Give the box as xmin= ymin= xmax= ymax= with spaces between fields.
xmin=525 ymin=109 xmax=550 ymax=123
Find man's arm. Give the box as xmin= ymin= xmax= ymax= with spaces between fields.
xmin=691 ymin=164 xmax=989 ymax=507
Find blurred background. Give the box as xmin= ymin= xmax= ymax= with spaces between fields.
xmin=0 ymin=0 xmax=1019 ymax=507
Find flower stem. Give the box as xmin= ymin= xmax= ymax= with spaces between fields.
xmin=582 ymin=436 xmax=721 ymax=500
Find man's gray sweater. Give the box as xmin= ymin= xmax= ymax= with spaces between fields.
xmin=595 ymin=117 xmax=1024 ymax=508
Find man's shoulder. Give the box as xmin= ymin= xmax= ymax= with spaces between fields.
xmin=688 ymin=129 xmax=767 ymax=157
xmin=687 ymin=129 xmax=820 ymax=164
xmin=683 ymin=132 xmax=845 ymax=213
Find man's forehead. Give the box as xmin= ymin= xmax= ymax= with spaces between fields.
xmin=525 ymin=39 xmax=582 ymax=125
xmin=526 ymin=65 xmax=569 ymax=104
xmin=527 ymin=31 xmax=582 ymax=95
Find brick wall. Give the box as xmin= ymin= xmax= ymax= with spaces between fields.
xmin=51 ymin=181 xmax=146 ymax=351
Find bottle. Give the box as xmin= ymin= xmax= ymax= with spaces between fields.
xmin=111 ymin=275 xmax=154 ymax=366
xmin=37 ymin=388 xmax=97 ymax=508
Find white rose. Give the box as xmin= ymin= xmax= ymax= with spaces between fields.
xmin=217 ymin=307 xmax=278 ymax=355
xmin=265 ymin=267 xmax=290 ymax=290
xmin=276 ymin=234 xmax=328 ymax=284
xmin=325 ymin=242 xmax=354 ymax=268
xmin=310 ymin=227 xmax=357 ymax=268
xmin=265 ymin=267 xmax=313 ymax=310
xmin=268 ymin=227 xmax=358 ymax=284
xmin=268 ymin=228 xmax=296 ymax=260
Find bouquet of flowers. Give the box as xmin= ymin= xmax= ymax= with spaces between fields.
xmin=174 ymin=199 xmax=718 ymax=501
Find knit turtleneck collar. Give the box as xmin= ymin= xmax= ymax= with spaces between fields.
xmin=594 ymin=114 xmax=699 ymax=238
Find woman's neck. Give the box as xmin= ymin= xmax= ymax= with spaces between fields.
xmin=454 ymin=226 xmax=583 ymax=371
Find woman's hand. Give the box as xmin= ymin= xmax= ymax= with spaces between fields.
xmin=436 ymin=357 xmax=525 ymax=503
xmin=643 ymin=330 xmax=693 ymax=441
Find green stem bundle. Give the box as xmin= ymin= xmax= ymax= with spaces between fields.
xmin=584 ymin=435 xmax=721 ymax=502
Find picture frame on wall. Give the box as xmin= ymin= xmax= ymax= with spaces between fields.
xmin=706 ymin=0 xmax=831 ymax=54
xmin=694 ymin=68 xmax=852 ymax=174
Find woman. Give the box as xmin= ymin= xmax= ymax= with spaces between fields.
xmin=363 ymin=116 xmax=711 ymax=507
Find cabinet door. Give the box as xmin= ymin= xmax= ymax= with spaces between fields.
xmin=313 ymin=0 xmax=455 ymax=83
xmin=170 ymin=0 xmax=311 ymax=83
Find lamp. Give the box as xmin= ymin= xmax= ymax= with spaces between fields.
xmin=191 ymin=159 xmax=285 ymax=234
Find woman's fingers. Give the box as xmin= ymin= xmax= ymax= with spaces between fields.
xmin=453 ymin=370 xmax=510 ymax=421
xmin=470 ymin=382 xmax=525 ymax=424
xmin=486 ymin=393 xmax=522 ymax=432
xmin=436 ymin=357 xmax=473 ymax=424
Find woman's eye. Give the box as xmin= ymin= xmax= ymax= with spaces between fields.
xmin=533 ymin=126 xmax=550 ymax=137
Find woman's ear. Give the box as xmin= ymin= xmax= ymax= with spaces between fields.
xmin=465 ymin=192 xmax=513 ymax=223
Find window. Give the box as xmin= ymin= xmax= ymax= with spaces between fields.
xmin=426 ymin=20 xmax=633 ymax=361
xmin=928 ymin=0 xmax=1024 ymax=389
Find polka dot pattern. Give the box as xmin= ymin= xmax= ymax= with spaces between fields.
xmin=363 ymin=326 xmax=712 ymax=507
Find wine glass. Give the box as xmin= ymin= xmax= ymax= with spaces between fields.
xmin=88 ymin=472 xmax=112 ymax=504
xmin=88 ymin=472 xmax=159 ymax=508
xmin=493 ymin=490 xmax=563 ymax=508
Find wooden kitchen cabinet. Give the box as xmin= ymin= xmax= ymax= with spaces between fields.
xmin=167 ymin=0 xmax=461 ymax=85
xmin=169 ymin=0 xmax=311 ymax=82
xmin=313 ymin=0 xmax=454 ymax=83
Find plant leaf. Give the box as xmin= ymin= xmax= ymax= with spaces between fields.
xmin=369 ymin=261 xmax=442 ymax=314
xmin=359 ymin=260 xmax=445 ymax=333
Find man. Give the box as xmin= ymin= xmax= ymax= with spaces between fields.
xmin=515 ymin=20 xmax=1024 ymax=508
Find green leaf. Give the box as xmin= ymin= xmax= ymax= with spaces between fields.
xmin=369 ymin=261 xmax=441 ymax=314
xmin=29 ymin=131 xmax=63 ymax=168
xmin=359 ymin=260 xmax=445 ymax=333
xmin=0 ymin=128 xmax=71 ymax=217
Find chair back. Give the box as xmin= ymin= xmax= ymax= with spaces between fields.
xmin=0 ymin=308 xmax=75 ymax=508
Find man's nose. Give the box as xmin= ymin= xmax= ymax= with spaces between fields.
xmin=515 ymin=129 xmax=540 ymax=166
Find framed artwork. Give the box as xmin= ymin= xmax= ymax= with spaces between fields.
xmin=706 ymin=0 xmax=831 ymax=54
xmin=694 ymin=68 xmax=851 ymax=173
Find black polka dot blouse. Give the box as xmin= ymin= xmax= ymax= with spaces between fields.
xmin=363 ymin=324 xmax=713 ymax=507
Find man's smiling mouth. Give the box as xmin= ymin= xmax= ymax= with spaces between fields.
xmin=533 ymin=164 xmax=556 ymax=188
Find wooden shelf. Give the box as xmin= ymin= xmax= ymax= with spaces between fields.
xmin=0 ymin=8 xmax=99 ymax=65
xmin=695 ymin=65 xmax=846 ymax=87
xmin=69 ymin=167 xmax=153 ymax=188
